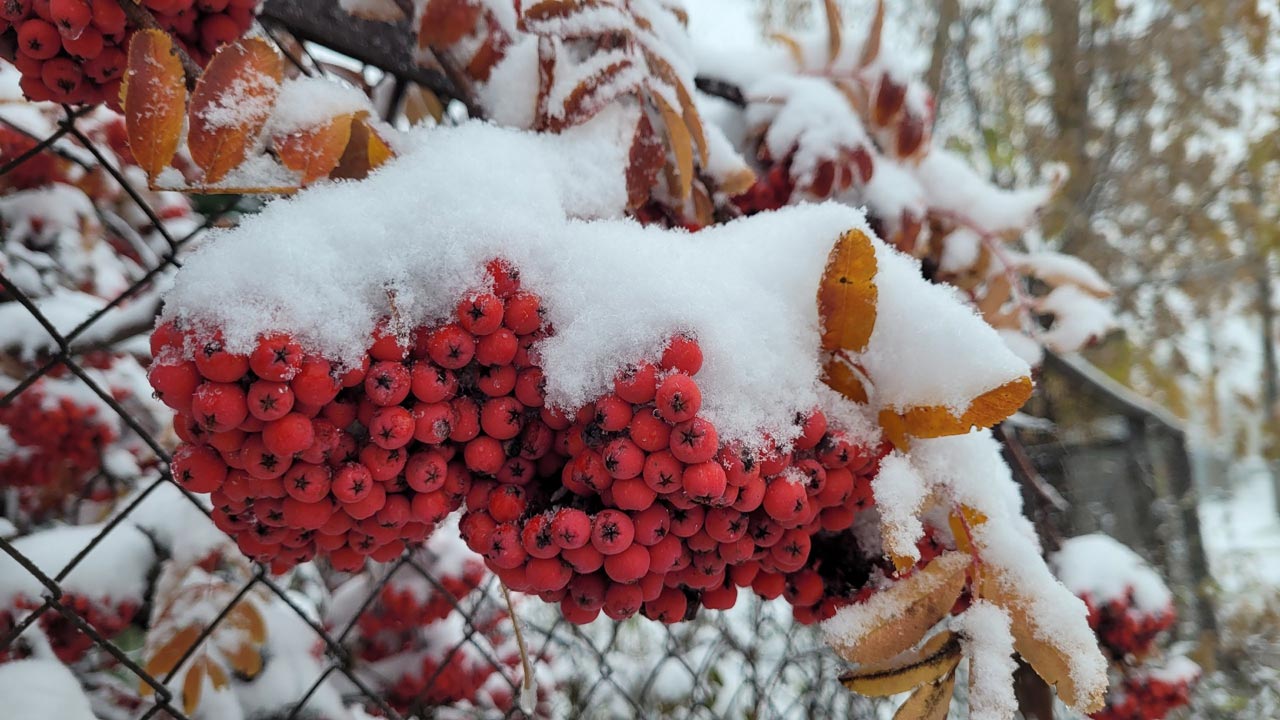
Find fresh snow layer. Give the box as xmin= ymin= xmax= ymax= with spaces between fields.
xmin=870 ymin=452 xmax=927 ymax=562
xmin=0 ymin=523 xmax=155 ymax=606
xmin=960 ymin=601 xmax=1019 ymax=720
xmin=161 ymin=113 xmax=878 ymax=445
xmin=1051 ymin=533 xmax=1173 ymax=613
xmin=0 ymin=659 xmax=98 ymax=720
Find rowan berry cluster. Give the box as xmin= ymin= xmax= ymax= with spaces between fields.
xmin=150 ymin=260 xmax=549 ymax=574
xmin=0 ymin=125 xmax=64 ymax=191
xmin=0 ymin=382 xmax=117 ymax=491
xmin=6 ymin=592 xmax=139 ymax=663
xmin=344 ymin=559 xmax=487 ymax=662
xmin=1081 ymin=591 xmax=1176 ymax=661
xmin=1093 ymin=669 xmax=1198 ymax=720
xmin=3 ymin=0 xmax=256 ymax=108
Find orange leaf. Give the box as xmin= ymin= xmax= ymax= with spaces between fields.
xmin=859 ymin=0 xmax=885 ymax=68
xmin=226 ymin=601 xmax=267 ymax=644
xmin=653 ymin=92 xmax=693 ymax=200
xmin=818 ymin=229 xmax=878 ymax=353
xmin=331 ymin=115 xmax=395 ymax=181
xmin=824 ymin=0 xmax=843 ymax=64
xmin=626 ymin=112 xmax=664 ymax=209
xmin=418 ymin=0 xmax=482 ymax=47
xmin=182 ymin=658 xmax=205 ymax=715
xmin=187 ymin=37 xmax=283 ymax=185
xmin=224 ymin=641 xmax=264 ymax=678
xmin=121 ymin=30 xmax=186 ymax=183
xmin=877 ymin=376 xmax=1033 ymax=450
xmin=275 ymin=113 xmax=355 ymax=185
xmin=823 ymin=358 xmax=869 ymax=404
xmin=141 ymin=625 xmax=201 ymax=690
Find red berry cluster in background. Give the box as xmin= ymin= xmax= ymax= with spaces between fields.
xmin=0 ymin=381 xmax=117 ymax=490
xmin=2 ymin=0 xmax=257 ymax=108
xmin=0 ymin=125 xmax=64 ymax=191
xmin=3 ymin=592 xmax=139 ymax=663
xmin=344 ymin=560 xmax=487 ymax=662
xmin=1092 ymin=669 xmax=1198 ymax=720
xmin=1080 ymin=591 xmax=1176 ymax=661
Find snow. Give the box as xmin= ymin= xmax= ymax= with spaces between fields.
xmin=160 ymin=113 xmax=888 ymax=446
xmin=746 ymin=75 xmax=870 ymax=192
xmin=196 ymin=71 xmax=279 ymax=131
xmin=1015 ymin=251 xmax=1112 ymax=297
xmin=959 ymin=600 xmax=1018 ymax=720
xmin=856 ymin=239 xmax=1031 ymax=415
xmin=477 ymin=37 xmax=540 ymax=129
xmin=0 ymin=659 xmax=98 ymax=720
xmin=820 ymin=552 xmax=970 ymax=652
xmin=266 ymin=77 xmax=373 ymax=137
xmin=1051 ymin=533 xmax=1173 ymax=613
xmin=870 ymin=452 xmax=927 ymax=563
xmin=913 ymin=150 xmax=1057 ymax=234
xmin=1197 ymin=463 xmax=1280 ymax=593
xmin=0 ymin=523 xmax=155 ymax=607
xmin=1035 ymin=284 xmax=1117 ymax=352
xmin=0 ymin=289 xmax=105 ymax=360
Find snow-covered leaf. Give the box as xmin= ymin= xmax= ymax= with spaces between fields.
xmin=122 ymin=30 xmax=187 ymax=183
xmin=188 ymin=38 xmax=284 ymax=185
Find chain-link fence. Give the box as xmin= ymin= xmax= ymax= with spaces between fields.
xmin=0 ymin=14 xmax=889 ymax=720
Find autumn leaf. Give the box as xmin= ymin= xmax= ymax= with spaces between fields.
xmin=140 ymin=625 xmax=201 ymax=691
xmin=183 ymin=658 xmax=205 ymax=714
xmin=878 ymin=375 xmax=1034 ymax=450
xmin=824 ymin=0 xmax=842 ymax=64
xmin=226 ymin=600 xmax=267 ymax=644
xmin=121 ymin=30 xmax=187 ymax=183
xmin=830 ymin=551 xmax=970 ymax=664
xmin=840 ymin=631 xmax=962 ymax=696
xmin=627 ymin=113 xmax=665 ymax=209
xmin=418 ymin=0 xmax=483 ymax=47
xmin=331 ymin=115 xmax=396 ymax=181
xmin=823 ymin=357 xmax=869 ymax=404
xmin=819 ymin=229 xmax=878 ymax=353
xmin=275 ymin=113 xmax=355 ymax=184
xmin=223 ymin=639 xmax=264 ymax=678
xmin=893 ymin=668 xmax=957 ymax=720
xmin=187 ymin=38 xmax=283 ymax=185
xmin=653 ymin=92 xmax=694 ymax=200
xmin=859 ymin=0 xmax=886 ymax=68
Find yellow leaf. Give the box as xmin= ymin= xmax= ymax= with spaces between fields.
xmin=840 ymin=631 xmax=961 ymax=697
xmin=183 ymin=658 xmax=205 ymax=715
xmin=671 ymin=77 xmax=708 ymax=166
xmin=823 ymin=358 xmax=869 ymax=403
xmin=830 ymin=552 xmax=970 ymax=665
xmin=208 ymin=661 xmax=229 ymax=690
xmin=224 ymin=641 xmax=264 ymax=678
xmin=653 ymin=92 xmax=693 ymax=200
xmin=227 ymin=601 xmax=267 ymax=644
xmin=142 ymin=625 xmax=201 ymax=685
xmin=768 ymin=32 xmax=805 ymax=68
xmin=121 ymin=30 xmax=187 ymax=183
xmin=878 ymin=375 xmax=1033 ymax=449
xmin=948 ymin=505 xmax=987 ymax=554
xmin=404 ymin=85 xmax=445 ymax=125
xmin=275 ymin=112 xmax=356 ymax=185
xmin=332 ymin=115 xmax=395 ymax=181
xmin=187 ymin=37 xmax=284 ymax=185
xmin=859 ymin=0 xmax=885 ymax=68
xmin=893 ymin=669 xmax=957 ymax=720
xmin=818 ymin=229 xmax=878 ymax=353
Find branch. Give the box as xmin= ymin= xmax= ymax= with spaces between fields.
xmin=694 ymin=76 xmax=746 ymax=108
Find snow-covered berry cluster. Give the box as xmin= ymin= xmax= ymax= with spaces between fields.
xmin=0 ymin=380 xmax=117 ymax=490
xmin=3 ymin=0 xmax=256 ymax=108
xmin=341 ymin=563 xmax=487 ymax=662
xmin=1093 ymin=661 xmax=1200 ymax=720
xmin=1082 ymin=591 xmax=1176 ymax=661
xmin=5 ymin=592 xmax=139 ymax=663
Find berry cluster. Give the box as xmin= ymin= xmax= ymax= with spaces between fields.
xmin=0 ymin=381 xmax=117 ymax=490
xmin=1081 ymin=591 xmax=1176 ymax=661
xmin=458 ymin=327 xmax=887 ymax=624
xmin=3 ymin=0 xmax=256 ymax=108
xmin=1093 ymin=669 xmax=1198 ymax=720
xmin=345 ymin=560 xmax=486 ymax=662
xmin=150 ymin=260 xmax=551 ymax=574
xmin=6 ymin=592 xmax=139 ymax=663
xmin=0 ymin=125 xmax=64 ymax=191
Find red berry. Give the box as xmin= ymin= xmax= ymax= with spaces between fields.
xmin=343 ymin=481 xmax=387 ymax=520
xmin=628 ymin=409 xmax=669 ymax=452
xmin=410 ymin=490 xmax=451 ymax=525
xmin=486 ymin=258 xmax=521 ymax=297
xmin=794 ymin=459 xmax=827 ymax=494
xmin=194 ymin=336 xmax=249 ymax=382
xmin=604 ymin=543 xmax=650 ymax=583
xmin=611 ymin=478 xmax=657 ymax=511
xmin=763 ymin=478 xmax=808 ymax=523
xmin=682 ymin=461 xmax=727 ymax=504
xmin=333 ymin=462 xmax=373 ymax=504
xmin=50 ymin=0 xmax=89 ymax=38
xmin=283 ymin=462 xmax=331 ymax=503
xmin=771 ymin=529 xmax=811 ymax=572
xmin=705 ymin=507 xmax=747 ymax=543
xmin=171 ymin=445 xmax=227 ymax=493
xmin=263 ymin=412 xmax=315 ymax=456
xmin=488 ymin=484 xmax=526 ymax=523
xmin=148 ymin=357 xmax=200 ymax=412
xmin=669 ymin=504 xmax=704 ymax=538
xmin=527 ymin=557 xmax=572 ymax=592
xmin=503 ymin=292 xmax=541 ymax=335
xmin=660 ymin=335 xmax=702 ymax=375
xmin=562 ymin=543 xmax=604 ymax=573
xmin=457 ymin=292 xmax=504 ymax=335
xmin=567 ymin=450 xmax=610 ymax=494
xmin=426 ymin=324 xmax=475 ymax=369
xmin=733 ymin=475 xmax=766 ymax=513
xmin=551 ymin=508 xmax=591 ymax=549
xmin=602 ymin=437 xmax=644 ymax=480
xmin=1 ymin=0 xmax=32 ymax=22
xmin=632 ymin=504 xmax=670 ymax=545
xmin=602 ymin=582 xmax=643 ymax=620
xmin=642 ymin=450 xmax=683 ymax=494
xmin=703 ymin=582 xmax=737 ymax=610
xmin=614 ymin=362 xmax=657 ymax=404
xmin=477 ymin=364 xmax=517 ymax=397
xmin=448 ymin=397 xmax=480 ymax=442
xmin=496 ymin=456 xmax=534 ymax=485
xmin=369 ymin=406 xmax=414 ymax=449
xmin=291 ymin=358 xmax=340 ymax=406
xmin=655 ymin=374 xmax=701 ymax=423
xmin=18 ymin=19 xmax=60 ymax=60
xmin=364 ymin=361 xmax=410 ymax=406
xmin=374 ymin=493 xmax=411 ymax=528
xmin=795 ymin=410 xmax=827 ymax=450
xmin=486 ymin=523 xmax=526 ymax=569
xmin=405 ymin=450 xmax=447 ymax=492
xmin=90 ymin=0 xmax=125 ymax=35
xmin=476 ymin=328 xmax=518 ymax=366
xmin=338 ymin=356 xmax=369 ymax=388
xmin=463 ymin=436 xmax=504 ymax=475
xmin=591 ymin=509 xmax=634 ymax=555
xmin=358 ymin=445 xmax=406 ymax=483
xmin=460 ymin=511 xmax=498 ymax=552
xmin=479 ymin=396 xmax=524 ymax=440
xmin=247 ymin=380 xmax=294 ymax=421
xmin=410 ymin=362 xmax=456 ymax=403
xmin=198 ymin=12 xmax=241 ymax=54
xmin=191 ymin=382 xmax=248 ymax=433
xmin=645 ymin=586 xmax=687 ymax=623
xmin=669 ymin=417 xmax=718 ymax=464
xmin=242 ymin=436 xmax=292 ymax=480
xmin=412 ymin=401 xmax=454 ymax=444
xmin=60 ymin=24 xmax=101 ymax=59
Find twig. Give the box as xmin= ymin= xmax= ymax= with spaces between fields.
xmin=499 ymin=580 xmax=537 ymax=714
xmin=115 ymin=0 xmax=203 ymax=87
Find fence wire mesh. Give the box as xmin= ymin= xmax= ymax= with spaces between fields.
xmin=0 ymin=22 xmax=883 ymax=720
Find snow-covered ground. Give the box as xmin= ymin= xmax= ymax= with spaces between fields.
xmin=1198 ymin=458 xmax=1280 ymax=592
